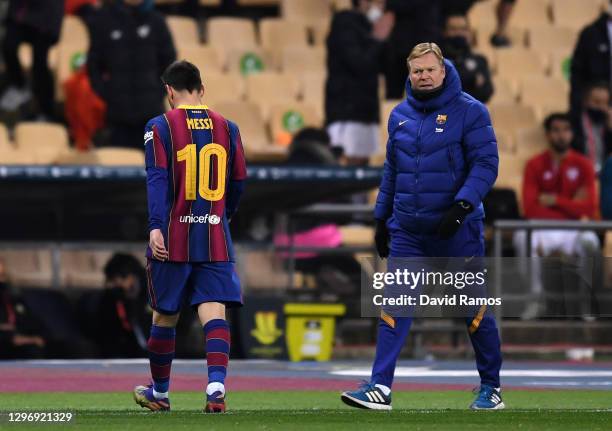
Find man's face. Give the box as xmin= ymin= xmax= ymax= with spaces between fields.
xmin=584 ymin=87 xmax=610 ymax=112
xmin=546 ymin=119 xmax=573 ymax=153
xmin=444 ymin=16 xmax=471 ymax=40
xmin=409 ymin=52 xmax=446 ymax=90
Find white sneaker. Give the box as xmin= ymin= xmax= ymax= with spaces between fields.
xmin=0 ymin=86 xmax=32 ymax=111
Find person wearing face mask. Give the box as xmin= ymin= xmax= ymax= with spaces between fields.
xmin=87 ymin=0 xmax=176 ymax=149
xmin=570 ymin=1 xmax=612 ymax=120
xmin=571 ymin=83 xmax=612 ymax=173
xmin=325 ymin=0 xmax=394 ymax=166
xmin=342 ymin=43 xmax=502 ymax=411
xmin=440 ymin=14 xmax=493 ymax=103
xmin=513 ymin=113 xmax=600 ymax=317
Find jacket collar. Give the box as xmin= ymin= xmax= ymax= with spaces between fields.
xmin=405 ymin=59 xmax=462 ymax=112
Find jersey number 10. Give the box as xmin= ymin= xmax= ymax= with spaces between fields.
xmin=176 ymin=143 xmax=227 ymax=201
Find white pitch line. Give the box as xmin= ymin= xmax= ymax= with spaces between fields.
xmin=330 ymin=367 xmax=612 ymax=378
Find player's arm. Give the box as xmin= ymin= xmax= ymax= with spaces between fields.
xmin=554 ymin=163 xmax=597 ymax=219
xmin=455 ymin=102 xmax=499 ymax=208
xmin=374 ymin=116 xmax=397 ymax=222
xmin=226 ymin=121 xmax=247 ymax=220
xmin=144 ymin=120 xmax=169 ymax=260
xmin=522 ymin=159 xmax=566 ymax=219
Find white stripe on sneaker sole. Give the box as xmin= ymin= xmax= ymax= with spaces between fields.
xmin=471 ymin=402 xmax=505 ymax=410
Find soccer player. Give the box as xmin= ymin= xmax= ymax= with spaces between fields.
xmin=133 ymin=60 xmax=246 ymax=413
xmin=341 ymin=43 xmax=502 ymax=410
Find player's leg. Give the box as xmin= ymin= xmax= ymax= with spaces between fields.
xmin=134 ymin=260 xmax=190 ymax=412
xmin=191 ymin=261 xmax=242 ymax=413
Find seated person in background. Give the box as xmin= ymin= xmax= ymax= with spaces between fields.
xmin=514 ymin=113 xmax=600 ymax=315
xmin=440 ymin=13 xmax=493 ymax=103
xmin=95 ymin=253 xmax=151 ymax=357
xmin=0 ymin=259 xmax=46 ymax=359
xmin=571 ymin=83 xmax=612 ymax=173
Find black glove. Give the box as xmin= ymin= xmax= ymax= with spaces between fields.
xmin=375 ymin=219 xmax=390 ymax=258
xmin=437 ymin=200 xmax=473 ymax=239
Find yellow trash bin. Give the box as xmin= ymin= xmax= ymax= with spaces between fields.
xmin=283 ymin=303 xmax=346 ymax=362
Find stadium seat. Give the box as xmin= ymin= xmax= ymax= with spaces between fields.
xmin=1 ymin=250 xmax=53 ymax=288
xmin=494 ymin=48 xmax=548 ymax=81
xmin=94 ymin=148 xmax=145 ymax=166
xmin=339 ymin=225 xmax=374 ymax=247
xmin=55 ymin=16 xmax=89 ymax=101
xmin=514 ymin=126 xmax=549 ymax=159
xmin=468 ymin=0 xmax=497 ymax=30
xmin=259 ymin=19 xmax=309 ymax=68
xmin=495 ymin=129 xmax=516 ymax=154
xmin=604 ymin=231 xmax=612 ymax=257
xmin=518 ymin=76 xmax=569 ymax=118
xmin=476 ymin=25 xmax=526 ymax=51
xmin=509 ymin=0 xmax=551 ymax=29
xmin=14 ymin=122 xmax=70 ymax=163
xmin=213 ymin=101 xmax=285 ymax=161
xmin=207 ymin=17 xmax=257 ymax=49
xmin=203 ymin=73 xmax=245 ymax=105
xmin=0 ymin=149 xmax=36 ymax=164
xmin=166 ymin=16 xmax=200 ymax=46
xmin=225 ymin=47 xmax=275 ymax=75
xmin=18 ymin=45 xmax=58 ymax=72
xmin=281 ymin=0 xmax=332 ymax=25
xmin=488 ymin=76 xmax=518 ymax=105
xmin=61 ymin=251 xmax=112 ymax=289
xmin=489 ymin=103 xmax=538 ymax=133
xmin=379 ymin=99 xmax=401 ymax=150
xmin=551 ymin=0 xmax=604 ymax=30
xmin=54 ymin=150 xmax=99 ymax=165
xmin=549 ymin=48 xmax=573 ymax=80
xmin=177 ymin=45 xmax=224 ymax=74
xmin=268 ymin=102 xmax=322 ymax=146
xmin=527 ymin=26 xmax=577 ymax=53
xmin=282 ymin=46 xmax=326 ymax=74
xmin=332 ymin=0 xmax=352 ymax=10
xmin=0 ymin=123 xmax=12 ymax=151
xmin=496 ymin=153 xmax=524 ymax=203
xmin=300 ymin=72 xmax=326 ymax=121
xmin=311 ymin=21 xmax=330 ymax=46
xmin=245 ymin=72 xmax=301 ymax=118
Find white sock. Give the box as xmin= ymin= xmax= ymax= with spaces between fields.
xmin=153 ymin=389 xmax=169 ymax=400
xmin=206 ymin=382 xmax=225 ymax=396
xmin=375 ymin=384 xmax=391 ymax=396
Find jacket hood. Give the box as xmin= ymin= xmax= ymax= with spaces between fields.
xmin=405 ymin=59 xmax=462 ymax=111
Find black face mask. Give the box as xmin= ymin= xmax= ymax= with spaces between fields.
xmin=586 ymin=108 xmax=608 ymax=123
xmin=442 ymin=36 xmax=470 ymax=53
xmin=412 ymin=83 xmax=445 ymax=101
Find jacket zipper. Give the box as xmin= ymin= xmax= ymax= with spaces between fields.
xmin=448 ymin=144 xmax=456 ymax=181
xmin=415 ymin=109 xmax=426 ymax=216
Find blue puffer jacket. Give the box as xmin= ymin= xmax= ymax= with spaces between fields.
xmin=374 ymin=59 xmax=498 ymax=234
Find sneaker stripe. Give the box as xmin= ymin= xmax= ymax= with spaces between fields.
xmin=373 ymin=391 xmax=384 ymax=403
xmin=365 ymin=392 xmax=374 ymax=402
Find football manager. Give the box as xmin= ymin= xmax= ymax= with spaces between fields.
xmin=341 ymin=42 xmax=503 ymax=411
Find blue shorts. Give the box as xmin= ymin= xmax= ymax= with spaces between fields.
xmin=145 ymin=259 xmax=243 ymax=315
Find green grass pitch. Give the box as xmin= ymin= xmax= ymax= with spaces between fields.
xmin=1 ymin=391 xmax=611 ymax=430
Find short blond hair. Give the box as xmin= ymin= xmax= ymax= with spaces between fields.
xmin=407 ymin=42 xmax=444 ymax=71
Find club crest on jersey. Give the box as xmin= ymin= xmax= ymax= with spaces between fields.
xmin=144 ymin=130 xmax=154 ymax=145
xmin=436 ymin=114 xmax=447 ymax=125
xmin=566 ymin=167 xmax=579 ymax=182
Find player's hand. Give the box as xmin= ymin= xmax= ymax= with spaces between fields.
xmin=149 ymin=229 xmax=168 ymax=261
xmin=375 ymin=219 xmax=390 ymax=258
xmin=538 ymin=193 xmax=556 ymax=207
xmin=437 ymin=201 xmax=473 ymax=239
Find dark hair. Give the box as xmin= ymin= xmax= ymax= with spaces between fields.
xmin=161 ymin=60 xmax=202 ymax=93
xmin=582 ymin=81 xmax=609 ymax=101
xmin=543 ymin=112 xmax=571 ymax=132
xmin=104 ymin=253 xmax=145 ymax=281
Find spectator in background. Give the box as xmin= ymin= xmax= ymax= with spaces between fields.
xmin=0 ymin=0 xmax=64 ymax=120
xmin=384 ymin=0 xmax=441 ymax=99
xmin=440 ymin=13 xmax=493 ymax=103
xmin=87 ymin=0 xmax=176 ymax=149
xmin=95 ymin=253 xmax=150 ymax=357
xmin=572 ymin=83 xmax=612 ymax=173
xmin=0 ymin=259 xmax=46 ymax=359
xmin=325 ymin=0 xmax=394 ymax=166
xmin=570 ymin=3 xmax=612 ymax=120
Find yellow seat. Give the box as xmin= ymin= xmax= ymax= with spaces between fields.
xmin=0 ymin=149 xmax=36 ymax=164
xmin=331 ymin=0 xmax=351 ymax=10
xmin=61 ymin=251 xmax=113 ymax=288
xmin=55 ymin=16 xmax=89 ymax=100
xmin=379 ymin=99 xmax=401 ymax=148
xmin=55 ymin=149 xmax=99 ymax=165
xmin=476 ymin=25 xmax=526 ymax=50
xmin=495 ymin=129 xmax=516 ymax=154
xmin=282 ymin=46 xmax=326 ymax=74
xmin=203 ymin=73 xmax=245 ymax=106
xmin=245 ymin=72 xmax=301 ymax=118
xmin=468 ymin=0 xmax=497 ymax=30
xmin=509 ymin=0 xmax=551 ymax=29
xmin=207 ymin=17 xmax=257 ymax=49
xmin=259 ymin=18 xmax=309 ymax=68
xmin=489 ymin=76 xmax=518 ymax=105
xmin=177 ymin=45 xmax=223 ymax=74
xmin=301 ymin=72 xmax=326 ymax=121
xmin=268 ymin=102 xmax=322 ymax=146
xmin=551 ymin=0 xmax=604 ymax=30
xmin=549 ymin=48 xmax=573 ymax=80
xmin=14 ymin=122 xmax=69 ymax=163
xmin=518 ymin=76 xmax=569 ymax=119
xmin=281 ymin=0 xmax=332 ymax=25
xmin=496 ymin=153 xmax=525 ymax=203
xmin=527 ymin=26 xmax=577 ymax=53
xmin=214 ymin=101 xmax=285 ymax=162
xmin=0 ymin=123 xmax=12 ymax=151
xmin=166 ymin=16 xmax=200 ymax=47
xmin=494 ymin=48 xmax=548 ymax=81
xmin=311 ymin=21 xmax=331 ymax=46
xmin=489 ymin=103 xmax=538 ymax=133
xmin=514 ymin=126 xmax=549 ymax=159
xmin=94 ymin=148 xmax=145 ymax=166
xmin=2 ymin=250 xmax=53 ymax=288
xmin=225 ymin=47 xmax=274 ymax=75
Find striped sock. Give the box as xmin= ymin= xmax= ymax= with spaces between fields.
xmin=147 ymin=325 xmax=175 ymax=395
xmin=203 ymin=319 xmax=230 ymax=384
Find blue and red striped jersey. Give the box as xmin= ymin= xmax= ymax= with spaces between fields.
xmin=144 ymin=104 xmax=247 ymax=262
